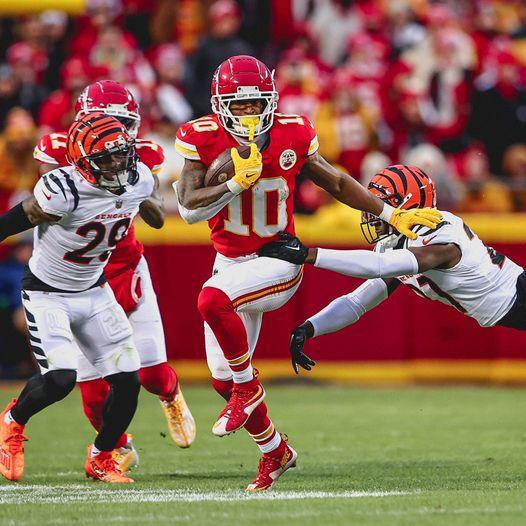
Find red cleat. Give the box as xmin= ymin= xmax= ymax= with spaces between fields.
xmin=246 ymin=439 xmax=298 ymax=491
xmin=0 ymin=399 xmax=28 ymax=482
xmin=85 ymin=445 xmax=134 ymax=483
xmin=212 ymin=377 xmax=265 ymax=437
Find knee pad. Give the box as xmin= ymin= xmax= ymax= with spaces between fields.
xmin=44 ymin=369 xmax=77 ymax=401
xmin=105 ymin=371 xmax=141 ymax=398
xmin=211 ymin=377 xmax=233 ymax=401
xmin=198 ymin=287 xmax=233 ymax=322
xmin=95 ymin=343 xmax=141 ymax=378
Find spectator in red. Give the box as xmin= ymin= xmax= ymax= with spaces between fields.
xmin=420 ymin=29 xmax=473 ymax=147
xmin=38 ymin=57 xmax=93 ymax=133
xmin=315 ymin=70 xmax=377 ymax=178
xmin=88 ymin=25 xmax=155 ymax=99
xmin=454 ymin=144 xmax=512 ymax=213
xmin=275 ymin=48 xmax=325 ymax=120
xmin=186 ymin=0 xmax=253 ymax=117
xmin=7 ymin=16 xmax=48 ymax=84
xmin=340 ymin=32 xmax=389 ymax=123
xmin=69 ymin=0 xmax=136 ymax=57
xmin=149 ymin=43 xmax=193 ymax=128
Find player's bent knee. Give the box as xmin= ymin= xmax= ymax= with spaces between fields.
xmin=96 ymin=341 xmax=141 ymax=378
xmin=198 ymin=287 xmax=233 ymax=321
xmin=43 ymin=369 xmax=77 ymax=401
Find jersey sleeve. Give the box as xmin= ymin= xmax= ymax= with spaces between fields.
xmin=136 ymin=140 xmax=165 ymax=175
xmin=304 ymin=117 xmax=319 ymax=157
xmin=409 ymin=216 xmax=458 ymax=249
xmin=174 ymin=121 xmax=202 ymax=161
xmin=33 ymin=133 xmax=68 ymax=166
xmin=33 ymin=170 xmax=73 ymax=218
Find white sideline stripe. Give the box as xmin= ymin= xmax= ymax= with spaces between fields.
xmin=0 ymin=485 xmax=411 ymax=504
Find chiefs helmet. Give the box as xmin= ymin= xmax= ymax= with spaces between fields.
xmin=211 ymin=55 xmax=278 ymax=139
xmin=67 ymin=112 xmax=137 ymax=192
xmin=75 ymin=80 xmax=140 ymax=138
xmin=361 ymin=164 xmax=437 ymax=244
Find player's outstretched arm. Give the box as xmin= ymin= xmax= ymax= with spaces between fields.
xmin=260 ymin=232 xmax=461 ymax=276
xmin=289 ymin=278 xmax=399 ymax=373
xmin=0 ymin=197 xmax=60 ymax=242
xmin=139 ymin=174 xmax=165 ymax=229
xmin=302 ymin=153 xmax=442 ymax=239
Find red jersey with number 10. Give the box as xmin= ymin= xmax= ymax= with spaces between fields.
xmin=34 ymin=132 xmax=164 ymax=277
xmin=175 ymin=113 xmax=319 ymax=258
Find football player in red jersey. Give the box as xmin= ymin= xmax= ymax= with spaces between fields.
xmin=33 ymin=80 xmax=196 ymax=469
xmin=174 ymin=55 xmax=441 ymax=491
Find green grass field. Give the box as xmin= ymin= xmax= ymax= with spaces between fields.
xmin=1 ymin=383 xmax=526 ymax=526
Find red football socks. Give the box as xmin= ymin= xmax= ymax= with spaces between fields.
xmin=139 ymin=363 xmax=178 ymax=400
xmin=199 ymin=287 xmax=253 ymax=383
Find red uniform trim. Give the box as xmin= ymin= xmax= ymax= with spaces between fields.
xmin=231 ymin=267 xmax=303 ymax=309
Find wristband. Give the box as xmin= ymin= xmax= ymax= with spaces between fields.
xmin=378 ymin=203 xmax=395 ymax=222
xmin=226 ymin=178 xmax=244 ymax=195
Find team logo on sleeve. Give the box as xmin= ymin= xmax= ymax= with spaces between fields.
xmin=279 ymin=149 xmax=297 ymax=170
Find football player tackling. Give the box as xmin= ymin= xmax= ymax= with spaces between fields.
xmin=34 ymin=81 xmax=195 ymax=469
xmin=258 ymin=165 xmax=526 ymax=374
xmin=0 ymin=113 xmax=155 ymax=482
xmin=174 ymin=55 xmax=441 ymax=491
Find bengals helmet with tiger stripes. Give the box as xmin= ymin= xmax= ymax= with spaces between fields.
xmin=67 ymin=111 xmax=137 ymax=192
xmin=361 ymin=164 xmax=437 ymax=244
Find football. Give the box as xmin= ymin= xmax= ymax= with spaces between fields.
xmin=204 ymin=145 xmax=251 ymax=186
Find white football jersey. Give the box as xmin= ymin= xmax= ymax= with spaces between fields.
xmin=29 ymin=162 xmax=154 ymax=291
xmin=377 ymin=211 xmax=523 ymax=327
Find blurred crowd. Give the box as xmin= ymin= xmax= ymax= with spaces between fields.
xmin=0 ymin=0 xmax=525 ymax=216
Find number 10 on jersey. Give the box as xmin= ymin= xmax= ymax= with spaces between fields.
xmin=224 ymin=177 xmax=289 ymax=237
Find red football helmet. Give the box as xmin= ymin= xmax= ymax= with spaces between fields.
xmin=75 ymin=80 xmax=141 ymax=138
xmin=211 ymin=55 xmax=278 ymax=138
xmin=67 ymin=112 xmax=137 ymax=191
xmin=361 ymin=164 xmax=437 ymax=244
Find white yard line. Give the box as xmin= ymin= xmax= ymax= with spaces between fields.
xmin=0 ymin=484 xmax=412 ymax=504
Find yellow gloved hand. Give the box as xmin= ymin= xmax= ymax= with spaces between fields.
xmin=230 ymin=143 xmax=263 ymax=192
xmin=388 ymin=207 xmax=443 ymax=240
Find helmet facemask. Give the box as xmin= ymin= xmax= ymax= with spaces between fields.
xmin=360 ymin=183 xmax=414 ymax=244
xmin=79 ymin=139 xmax=137 ymax=193
xmin=211 ymin=89 xmax=278 ymax=140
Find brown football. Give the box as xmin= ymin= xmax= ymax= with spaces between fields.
xmin=204 ymin=145 xmax=251 ymax=187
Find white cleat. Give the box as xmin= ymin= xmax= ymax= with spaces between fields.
xmin=113 ymin=434 xmax=139 ymax=473
xmin=160 ymin=384 xmax=196 ymax=448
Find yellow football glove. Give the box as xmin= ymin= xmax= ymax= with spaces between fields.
xmin=229 ymin=142 xmax=263 ymax=192
xmin=388 ymin=207 xmax=442 ymax=240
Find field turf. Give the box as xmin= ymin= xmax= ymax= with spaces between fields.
xmin=1 ymin=383 xmax=526 ymax=525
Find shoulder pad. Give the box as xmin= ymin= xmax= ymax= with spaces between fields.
xmin=34 ymin=133 xmax=68 ymax=165
xmin=136 ymin=139 xmax=165 ymax=173
xmin=175 ymin=116 xmax=221 ymax=161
